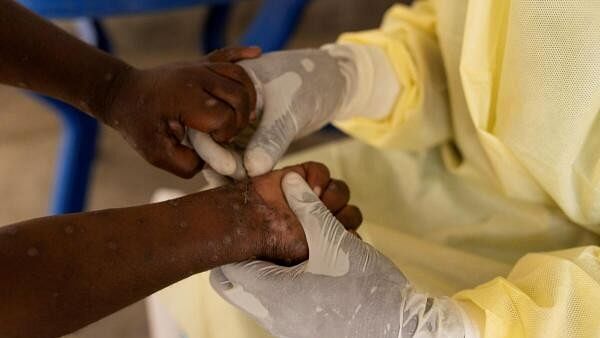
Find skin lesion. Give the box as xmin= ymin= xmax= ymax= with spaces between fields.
xmin=242 ymin=162 xmax=359 ymax=266
xmin=0 ymin=161 xmax=360 ymax=338
xmin=190 ymin=163 xmax=320 ymax=266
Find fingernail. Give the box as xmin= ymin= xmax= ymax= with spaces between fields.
xmin=313 ymin=186 xmax=322 ymax=196
xmin=245 ymin=148 xmax=273 ymax=176
xmin=284 ymin=172 xmax=303 ymax=185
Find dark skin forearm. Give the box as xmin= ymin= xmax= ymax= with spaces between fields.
xmin=0 ymin=0 xmax=264 ymax=178
xmin=0 ymin=162 xmax=361 ymax=338
xmin=0 ymin=0 xmax=130 ymax=119
xmin=0 ymin=182 xmax=264 ymax=338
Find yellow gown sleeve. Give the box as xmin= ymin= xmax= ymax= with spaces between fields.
xmin=334 ymin=1 xmax=451 ymax=152
xmin=454 ymin=246 xmax=600 ymax=338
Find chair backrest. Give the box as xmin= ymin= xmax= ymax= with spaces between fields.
xmin=18 ymin=0 xmax=235 ymax=18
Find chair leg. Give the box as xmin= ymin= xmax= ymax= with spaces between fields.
xmin=45 ymin=18 xmax=110 ymax=215
xmin=41 ymin=97 xmax=99 ymax=215
xmin=241 ymin=0 xmax=310 ymax=52
xmin=202 ymin=3 xmax=231 ymax=53
xmin=202 ymin=0 xmax=311 ymax=53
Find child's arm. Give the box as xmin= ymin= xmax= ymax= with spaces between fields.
xmin=0 ymin=0 xmax=260 ymax=178
xmin=0 ymin=162 xmax=362 ymax=338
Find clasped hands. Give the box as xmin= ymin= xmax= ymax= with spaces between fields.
xmin=109 ymin=46 xmax=465 ymax=338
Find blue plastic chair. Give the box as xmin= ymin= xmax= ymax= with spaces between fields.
xmin=18 ymin=0 xmax=310 ymax=215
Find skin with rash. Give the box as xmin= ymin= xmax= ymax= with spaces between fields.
xmin=0 ymin=162 xmax=362 ymax=338
xmin=0 ymin=2 xmax=365 ymax=337
xmin=0 ymin=0 xmax=259 ymax=178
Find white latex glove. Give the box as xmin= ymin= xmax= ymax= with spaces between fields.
xmin=210 ymin=172 xmax=476 ymax=338
xmin=192 ymin=44 xmax=400 ymax=178
xmin=188 ymin=129 xmax=248 ymax=180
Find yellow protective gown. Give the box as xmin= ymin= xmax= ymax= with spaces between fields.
xmin=155 ymin=1 xmax=600 ymax=337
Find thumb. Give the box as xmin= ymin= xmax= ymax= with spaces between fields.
xmin=243 ymin=108 xmax=298 ymax=177
xmin=188 ymin=129 xmax=247 ymax=180
xmin=210 ymin=262 xmax=293 ymax=320
xmin=241 ymin=65 xmax=302 ymax=177
xmin=209 ymin=266 xmax=271 ymax=320
xmin=206 ymin=46 xmax=262 ymax=63
xmin=282 ymin=172 xmax=350 ymax=277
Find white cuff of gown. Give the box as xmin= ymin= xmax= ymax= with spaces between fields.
xmin=453 ymin=300 xmax=482 ymax=338
xmin=322 ymin=42 xmax=401 ymax=121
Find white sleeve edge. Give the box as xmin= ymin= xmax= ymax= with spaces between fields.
xmin=323 ymin=43 xmax=401 ymax=121
xmin=452 ymin=300 xmax=482 ymax=338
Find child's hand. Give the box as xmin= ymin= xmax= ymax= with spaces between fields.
xmin=102 ymin=47 xmax=261 ymax=178
xmin=247 ymin=162 xmax=362 ymax=265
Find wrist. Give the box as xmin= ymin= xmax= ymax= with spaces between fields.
xmin=321 ymin=43 xmax=400 ymax=121
xmin=178 ymin=182 xmax=269 ymax=272
xmin=87 ymin=61 xmax=135 ymax=126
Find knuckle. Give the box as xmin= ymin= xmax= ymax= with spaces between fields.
xmin=207 ymin=49 xmax=225 ymax=61
xmin=224 ymin=48 xmax=239 ymax=59
xmin=230 ymin=64 xmax=248 ymax=78
xmin=210 ymin=130 xmax=228 ymax=143
xmin=350 ymin=205 xmax=363 ymax=223
xmin=225 ymin=84 xmax=247 ymax=108
xmin=309 ymin=161 xmax=330 ymax=178
xmin=335 ymin=179 xmax=350 ymax=194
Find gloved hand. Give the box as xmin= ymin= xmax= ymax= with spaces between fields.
xmin=211 ymin=172 xmax=474 ymax=338
xmin=191 ymin=44 xmax=400 ymax=178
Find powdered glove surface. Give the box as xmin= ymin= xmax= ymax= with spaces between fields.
xmin=237 ymin=48 xmax=347 ymax=177
xmin=210 ymin=172 xmax=470 ymax=338
xmin=192 ymin=44 xmax=399 ymax=178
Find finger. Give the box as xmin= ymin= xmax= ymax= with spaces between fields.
xmin=244 ymin=110 xmax=297 ymax=177
xmin=349 ymin=230 xmax=362 ymax=240
xmin=281 ymin=172 xmax=350 ymax=277
xmin=210 ymin=262 xmax=290 ymax=323
xmin=320 ymin=179 xmax=350 ymax=213
xmin=278 ymin=162 xmax=330 ymax=196
xmin=300 ymin=162 xmax=330 ymax=197
xmin=206 ymin=63 xmax=256 ymax=123
xmin=210 ymin=115 xmax=240 ymax=144
xmin=206 ymin=46 xmax=262 ymax=63
xmin=213 ymin=262 xmax=289 ymax=300
xmin=167 ymin=119 xmax=186 ymax=142
xmin=199 ymin=167 xmax=232 ymax=191
xmin=220 ymin=261 xmax=292 ymax=284
xmin=209 ymin=267 xmax=232 ymax=293
xmin=182 ymin=95 xmax=238 ymax=142
xmin=188 ymin=129 xmax=247 ymax=180
xmin=210 ymin=261 xmax=300 ymax=327
xmin=202 ymin=70 xmax=251 ymax=134
xmin=334 ymin=205 xmax=363 ymax=231
xmin=158 ymin=138 xmax=203 ymax=178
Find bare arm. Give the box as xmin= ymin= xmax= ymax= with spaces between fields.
xmin=0 ymin=0 xmax=128 ymax=118
xmin=0 ymin=163 xmax=361 ymax=338
xmin=0 ymin=183 xmax=261 ymax=338
xmin=0 ymin=0 xmax=261 ymax=177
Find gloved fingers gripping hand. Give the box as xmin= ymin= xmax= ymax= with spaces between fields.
xmin=188 ymin=129 xmax=247 ymax=180
xmin=195 ymin=44 xmax=401 ymax=180
xmin=248 ymin=161 xmax=362 ymax=266
xmin=194 ymin=47 xmax=351 ymax=179
xmin=238 ymin=49 xmax=350 ymax=177
xmin=186 ymin=49 xmax=262 ymax=180
xmin=211 ymin=172 xmax=470 ymax=338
